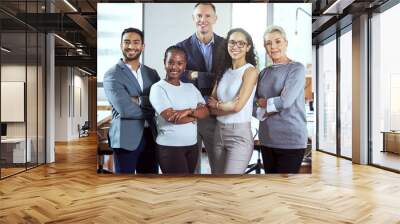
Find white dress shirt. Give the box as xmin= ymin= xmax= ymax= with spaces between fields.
xmin=126 ymin=63 xmax=149 ymax=127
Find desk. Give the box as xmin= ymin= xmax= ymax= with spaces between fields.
xmin=1 ymin=138 xmax=32 ymax=163
xmin=382 ymin=131 xmax=400 ymax=154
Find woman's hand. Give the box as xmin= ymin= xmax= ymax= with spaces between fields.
xmin=256 ymin=98 xmax=267 ymax=108
xmin=207 ymin=97 xmax=219 ymax=109
xmin=219 ymin=97 xmax=239 ymax=111
xmin=168 ymin=109 xmax=192 ymax=123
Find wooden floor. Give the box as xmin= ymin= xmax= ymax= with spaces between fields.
xmin=1 ymin=135 xmax=400 ymax=223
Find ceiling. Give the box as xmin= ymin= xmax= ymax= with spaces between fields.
xmin=0 ymin=0 xmax=394 ymax=75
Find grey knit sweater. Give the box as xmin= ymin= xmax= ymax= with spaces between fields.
xmin=253 ymin=61 xmax=307 ymax=149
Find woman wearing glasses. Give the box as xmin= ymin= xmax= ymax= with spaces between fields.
xmin=253 ymin=25 xmax=307 ymax=173
xmin=207 ymin=28 xmax=258 ymax=174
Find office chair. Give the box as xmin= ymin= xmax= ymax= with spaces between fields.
xmin=246 ymin=128 xmax=263 ymax=174
xmin=79 ymin=121 xmax=90 ymax=138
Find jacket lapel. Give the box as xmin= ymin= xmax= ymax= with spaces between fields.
xmin=117 ymin=59 xmax=142 ymax=94
xmin=140 ymin=65 xmax=151 ymax=94
xmin=190 ymin=34 xmax=207 ymax=71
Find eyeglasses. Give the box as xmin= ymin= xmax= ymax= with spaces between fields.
xmin=228 ymin=40 xmax=248 ymax=48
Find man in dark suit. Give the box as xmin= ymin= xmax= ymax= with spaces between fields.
xmin=103 ymin=28 xmax=160 ymax=174
xmin=176 ymin=3 xmax=226 ymax=174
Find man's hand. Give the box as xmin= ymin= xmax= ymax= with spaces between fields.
xmin=189 ymin=71 xmax=199 ymax=80
xmin=131 ymin=96 xmax=139 ymax=105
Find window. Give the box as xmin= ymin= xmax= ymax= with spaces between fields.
xmin=371 ymin=3 xmax=400 ymax=171
xmin=318 ymin=37 xmax=337 ymax=154
xmin=340 ymin=29 xmax=352 ymax=158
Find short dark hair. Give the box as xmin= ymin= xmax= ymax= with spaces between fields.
xmin=121 ymin=27 xmax=144 ymax=43
xmin=164 ymin=46 xmax=187 ymax=64
xmin=194 ymin=3 xmax=216 ymax=13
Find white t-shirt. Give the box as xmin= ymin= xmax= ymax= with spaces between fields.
xmin=216 ymin=63 xmax=256 ymax=124
xmin=149 ymin=80 xmax=205 ymax=146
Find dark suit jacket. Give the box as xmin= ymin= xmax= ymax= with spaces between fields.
xmin=103 ymin=59 xmax=160 ymax=151
xmin=176 ymin=33 xmax=226 ymax=96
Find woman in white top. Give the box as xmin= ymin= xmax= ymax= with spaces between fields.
xmin=207 ymin=28 xmax=259 ymax=174
xmin=149 ymin=46 xmax=209 ymax=174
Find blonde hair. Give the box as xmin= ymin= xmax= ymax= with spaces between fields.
xmin=263 ymin=25 xmax=287 ymax=41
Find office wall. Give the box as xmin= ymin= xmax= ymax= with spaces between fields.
xmin=1 ymin=65 xmax=42 ymax=139
xmin=143 ymin=3 xmax=232 ymax=77
xmin=54 ymin=67 xmax=89 ymax=141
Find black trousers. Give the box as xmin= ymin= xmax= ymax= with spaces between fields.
xmin=136 ymin=128 xmax=159 ymax=174
xmin=261 ymin=146 xmax=305 ymax=174
xmin=157 ymin=144 xmax=198 ymax=174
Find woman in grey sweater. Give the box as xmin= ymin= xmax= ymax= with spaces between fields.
xmin=253 ymin=25 xmax=307 ymax=173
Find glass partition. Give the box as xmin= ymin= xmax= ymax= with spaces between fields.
xmin=0 ymin=1 xmax=46 ymax=179
xmin=1 ymin=30 xmax=28 ymax=177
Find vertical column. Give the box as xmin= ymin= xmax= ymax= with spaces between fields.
xmin=46 ymin=1 xmax=55 ymax=163
xmin=352 ymin=14 xmax=369 ymax=164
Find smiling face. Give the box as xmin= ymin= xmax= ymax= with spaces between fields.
xmin=227 ymin=31 xmax=250 ymax=61
xmin=192 ymin=4 xmax=217 ymax=35
xmin=264 ymin=31 xmax=288 ymax=62
xmin=164 ymin=50 xmax=187 ymax=80
xmin=120 ymin=32 xmax=144 ymax=61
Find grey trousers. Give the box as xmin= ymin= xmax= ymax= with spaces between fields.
xmin=197 ymin=116 xmax=218 ymax=174
xmin=214 ymin=122 xmax=254 ymax=174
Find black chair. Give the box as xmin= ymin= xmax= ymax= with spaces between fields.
xmin=79 ymin=121 xmax=90 ymax=138
xmin=246 ymin=128 xmax=264 ymax=174
xmin=97 ymin=132 xmax=113 ymax=174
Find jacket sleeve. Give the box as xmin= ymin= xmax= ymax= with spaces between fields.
xmin=103 ymin=69 xmax=144 ymax=119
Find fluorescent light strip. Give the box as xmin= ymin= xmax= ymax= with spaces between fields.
xmin=323 ymin=0 xmax=343 ymax=14
xmin=63 ymin=0 xmax=78 ymax=12
xmin=1 ymin=47 xmax=11 ymax=53
xmin=78 ymin=67 xmax=92 ymax=76
xmin=54 ymin=34 xmax=75 ymax=48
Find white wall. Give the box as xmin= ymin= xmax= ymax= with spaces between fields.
xmin=55 ymin=67 xmax=89 ymax=141
xmin=143 ymin=3 xmax=232 ymax=78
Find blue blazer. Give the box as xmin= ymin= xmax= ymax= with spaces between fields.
xmin=176 ymin=33 xmax=226 ymax=96
xmin=103 ymin=59 xmax=160 ymax=151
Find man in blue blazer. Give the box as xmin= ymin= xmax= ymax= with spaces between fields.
xmin=176 ymin=3 xmax=226 ymax=174
xmin=104 ymin=28 xmax=160 ymax=174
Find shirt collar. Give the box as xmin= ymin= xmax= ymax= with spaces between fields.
xmin=123 ymin=60 xmax=141 ymax=73
xmin=196 ymin=34 xmax=214 ymax=47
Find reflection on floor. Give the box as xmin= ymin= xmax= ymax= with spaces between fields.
xmin=0 ymin=167 xmax=25 ymax=178
xmin=1 ymin=134 xmax=400 ymax=223
xmin=372 ymin=150 xmax=400 ymax=171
